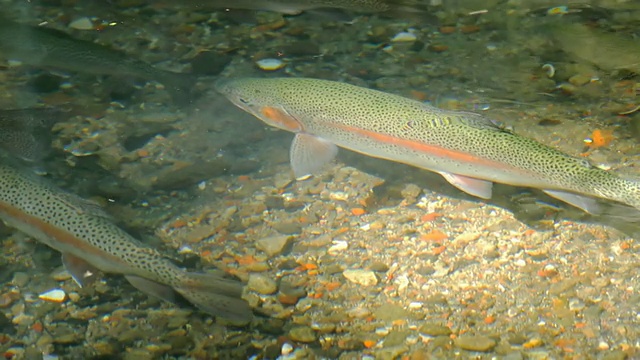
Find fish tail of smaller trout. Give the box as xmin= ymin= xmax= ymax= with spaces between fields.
xmin=173 ymin=271 xmax=252 ymax=322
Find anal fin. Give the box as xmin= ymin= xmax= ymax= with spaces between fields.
xmin=290 ymin=133 xmax=338 ymax=180
xmin=62 ymin=253 xmax=99 ymax=287
xmin=125 ymin=275 xmax=177 ymax=304
xmin=439 ymin=172 xmax=493 ymax=199
xmin=543 ymin=189 xmax=600 ymax=214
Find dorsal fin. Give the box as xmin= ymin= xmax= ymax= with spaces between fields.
xmin=452 ymin=111 xmax=507 ymax=131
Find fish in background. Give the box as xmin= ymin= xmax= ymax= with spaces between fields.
xmin=0 ymin=159 xmax=252 ymax=321
xmin=163 ymin=0 xmax=427 ymax=18
xmin=0 ymin=18 xmax=197 ymax=103
xmin=0 ymin=108 xmax=65 ymax=162
xmin=217 ymin=77 xmax=640 ymax=215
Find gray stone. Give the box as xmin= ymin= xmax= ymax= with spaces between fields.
xmin=247 ymin=274 xmax=278 ymax=295
xmin=256 ymin=235 xmax=291 ymax=257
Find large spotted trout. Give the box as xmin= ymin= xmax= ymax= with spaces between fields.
xmin=216 ymin=77 xmax=640 ymax=214
xmin=0 ymin=161 xmax=251 ymax=321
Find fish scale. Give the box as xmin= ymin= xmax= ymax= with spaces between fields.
xmin=0 ymin=162 xmax=251 ymax=321
xmin=217 ymin=77 xmax=640 ymax=213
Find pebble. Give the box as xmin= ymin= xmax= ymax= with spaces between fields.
xmin=343 ymin=269 xmax=378 ymax=286
xmin=68 ymin=17 xmax=94 ymax=30
xmin=247 ymin=274 xmax=278 ymax=295
xmin=391 ymin=31 xmax=417 ymax=42
xmin=375 ymin=345 xmax=409 ymax=360
xmin=256 ymin=235 xmax=291 ymax=257
xmin=273 ymin=221 xmax=302 ymax=235
xmin=374 ymin=303 xmax=409 ymax=321
xmin=454 ymin=335 xmax=497 ymax=352
xmin=255 ymin=58 xmax=286 ymax=71
xmin=288 ymin=326 xmax=316 ymax=343
xmin=11 ymin=272 xmax=30 ymax=287
xmin=419 ymin=323 xmax=452 ymax=336
xmin=38 ymin=289 xmax=67 ymax=303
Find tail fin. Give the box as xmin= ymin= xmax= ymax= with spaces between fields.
xmin=174 ymin=272 xmax=253 ymax=322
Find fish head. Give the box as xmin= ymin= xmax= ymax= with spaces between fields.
xmin=216 ymin=78 xmax=303 ymax=132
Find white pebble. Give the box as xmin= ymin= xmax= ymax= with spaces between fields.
xmin=408 ymin=301 xmax=423 ymax=309
xmin=69 ymin=17 xmax=94 ymax=30
xmin=255 ymin=58 xmax=286 ymax=71
xmin=281 ymin=342 xmax=293 ymax=355
xmin=328 ymin=240 xmax=348 ymax=254
xmin=38 ymin=288 xmax=67 ymax=303
xmin=391 ymin=31 xmax=417 ymax=42
xmin=343 ymin=269 xmax=378 ymax=286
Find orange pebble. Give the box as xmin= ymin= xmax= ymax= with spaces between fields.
xmin=421 ymin=229 xmax=448 ymax=242
xmin=410 ymin=90 xmax=428 ymax=101
xmin=429 ymin=44 xmax=449 ymax=52
xmin=236 ymin=255 xmax=257 ymax=265
xmin=298 ymin=263 xmax=318 ymax=271
xmin=136 ymin=149 xmax=150 ymax=157
xmin=431 ymin=245 xmax=447 ymax=255
xmin=351 ymin=208 xmax=366 ymax=216
xmin=171 ymin=219 xmax=188 ymax=229
xmin=363 ymin=340 xmax=376 ymax=348
xmin=460 ymin=25 xmax=480 ymax=34
xmin=420 ymin=213 xmax=442 ymax=222
xmin=324 ymin=282 xmax=342 ymax=291
xmin=439 ymin=26 xmax=456 ymax=34
xmin=585 ymin=129 xmax=615 ymax=148
xmin=32 ymin=322 xmax=43 ymax=333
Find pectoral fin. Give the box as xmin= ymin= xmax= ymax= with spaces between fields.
xmin=543 ymin=189 xmax=600 ymax=214
xmin=290 ymin=133 xmax=338 ymax=180
xmin=62 ymin=253 xmax=99 ymax=287
xmin=439 ymin=172 xmax=493 ymax=199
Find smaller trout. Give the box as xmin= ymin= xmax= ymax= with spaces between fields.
xmin=0 ymin=19 xmax=196 ymax=103
xmin=0 ymin=161 xmax=251 ymax=321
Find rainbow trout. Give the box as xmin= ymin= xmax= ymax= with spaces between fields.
xmin=0 ymin=19 xmax=195 ymax=103
xmin=168 ymin=0 xmax=423 ymax=15
xmin=217 ymin=77 xmax=640 ymax=214
xmin=0 ymin=161 xmax=251 ymax=321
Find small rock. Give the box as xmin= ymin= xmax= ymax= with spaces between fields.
xmin=11 ymin=272 xmax=29 ymax=287
xmin=248 ymin=274 xmax=278 ymax=295
xmin=375 ymin=345 xmax=409 ymax=360
xmin=256 ymin=58 xmax=286 ymax=71
xmin=273 ymin=221 xmax=302 ymax=235
xmin=419 ymin=323 xmax=452 ymax=336
xmin=369 ymin=261 xmax=389 ymax=272
xmin=374 ymin=303 xmax=409 ymax=321
xmin=68 ymin=17 xmax=94 ymax=30
xmin=256 ymin=235 xmax=291 ymax=257
xmin=288 ymin=326 xmax=316 ymax=343
xmin=454 ymin=335 xmax=496 ymax=352
xmin=38 ymin=289 xmax=67 ymax=303
xmin=343 ymin=269 xmax=378 ymax=286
